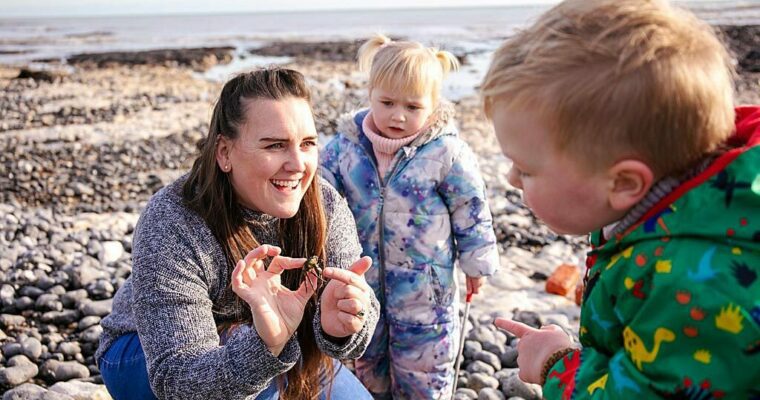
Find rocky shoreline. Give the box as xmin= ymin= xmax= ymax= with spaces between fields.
xmin=0 ymin=24 xmax=757 ymax=400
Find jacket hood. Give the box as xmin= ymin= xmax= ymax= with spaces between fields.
xmin=733 ymin=106 xmax=760 ymax=147
xmin=593 ymin=106 xmax=760 ymax=252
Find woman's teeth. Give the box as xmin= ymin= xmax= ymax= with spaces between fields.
xmin=271 ymin=179 xmax=299 ymax=189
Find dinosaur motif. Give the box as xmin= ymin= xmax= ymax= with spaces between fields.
xmin=587 ymin=374 xmax=608 ymax=395
xmin=643 ymin=206 xmax=674 ymax=234
xmin=715 ymin=303 xmax=744 ymax=334
xmin=547 ymin=350 xmax=580 ymax=400
xmin=606 ymin=246 xmax=633 ymax=270
xmin=632 ymin=279 xmax=647 ymax=299
xmin=589 ymin=301 xmax=614 ymax=329
xmin=623 ymin=326 xmax=676 ymax=370
xmin=664 ymin=377 xmax=726 ymax=400
xmin=710 ymin=170 xmax=751 ymax=207
xmin=687 ymin=246 xmax=717 ymax=282
xmin=751 ymin=306 xmax=760 ymax=326
xmin=609 ymin=355 xmax=640 ymax=393
xmin=731 ymin=261 xmax=757 ymax=288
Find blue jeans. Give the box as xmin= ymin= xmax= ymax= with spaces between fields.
xmin=99 ymin=332 xmax=372 ymax=400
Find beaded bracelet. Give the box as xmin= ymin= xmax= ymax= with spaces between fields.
xmin=540 ymin=347 xmax=577 ymax=385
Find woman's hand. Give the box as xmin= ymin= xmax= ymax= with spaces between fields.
xmin=494 ymin=318 xmax=574 ymax=384
xmin=231 ymin=245 xmax=316 ymax=356
xmin=319 ymin=256 xmax=373 ymax=338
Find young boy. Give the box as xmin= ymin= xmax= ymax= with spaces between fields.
xmin=481 ymin=0 xmax=760 ymax=397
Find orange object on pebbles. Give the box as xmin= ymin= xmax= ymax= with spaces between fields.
xmin=546 ymin=264 xmax=581 ymax=297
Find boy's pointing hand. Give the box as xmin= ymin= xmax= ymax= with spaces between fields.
xmin=494 ymin=318 xmax=574 ymax=384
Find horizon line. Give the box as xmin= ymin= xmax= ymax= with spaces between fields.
xmin=0 ymin=0 xmax=735 ymax=20
xmin=1 ymin=2 xmax=558 ymax=20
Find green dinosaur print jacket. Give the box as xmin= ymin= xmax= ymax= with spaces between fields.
xmin=543 ymin=106 xmax=760 ymax=399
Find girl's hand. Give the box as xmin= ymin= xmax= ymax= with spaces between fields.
xmin=494 ymin=318 xmax=573 ymax=384
xmin=231 ymin=245 xmax=316 ymax=356
xmin=319 ymin=256 xmax=373 ymax=338
xmin=466 ymin=276 xmax=486 ymax=295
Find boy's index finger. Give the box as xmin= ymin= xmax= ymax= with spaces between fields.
xmin=494 ymin=318 xmax=539 ymax=338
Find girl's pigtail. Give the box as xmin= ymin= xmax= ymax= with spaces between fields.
xmin=358 ymin=34 xmax=392 ymax=72
xmin=434 ymin=49 xmax=461 ymax=76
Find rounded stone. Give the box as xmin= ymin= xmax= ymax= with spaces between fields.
xmin=500 ymin=374 xmax=541 ymax=400
xmin=20 ymin=336 xmax=43 ymax=361
xmin=0 ymin=362 xmax=39 ymax=387
xmin=479 ymin=387 xmax=506 ymax=400
xmin=454 ymin=388 xmax=478 ymax=400
xmin=466 ymin=360 xmax=496 ymax=375
xmin=40 ymin=359 xmax=91 ymax=382
xmin=77 ymin=316 xmax=100 ymax=331
xmin=468 ymin=372 xmax=499 ymax=391
xmin=500 ymin=347 xmax=519 ymax=368
xmin=474 ymin=350 xmax=502 ymax=371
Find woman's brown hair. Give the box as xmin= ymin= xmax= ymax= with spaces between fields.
xmin=182 ymin=67 xmax=333 ymax=400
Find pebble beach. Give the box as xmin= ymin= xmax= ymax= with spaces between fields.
xmin=0 ymin=7 xmax=758 ymax=399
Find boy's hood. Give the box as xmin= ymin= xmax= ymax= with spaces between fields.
xmin=593 ymin=105 xmax=760 ymax=252
xmin=734 ymin=105 xmax=760 ymax=147
xmin=335 ymin=100 xmax=458 ymax=148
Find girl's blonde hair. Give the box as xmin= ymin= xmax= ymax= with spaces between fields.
xmin=358 ymin=34 xmax=459 ymax=102
xmin=481 ymin=0 xmax=735 ymax=176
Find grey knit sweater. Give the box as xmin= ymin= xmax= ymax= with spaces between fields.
xmin=97 ymin=176 xmax=379 ymax=400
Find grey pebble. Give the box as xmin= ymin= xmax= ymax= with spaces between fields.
xmin=478 ymin=388 xmax=506 ymax=400
xmin=474 ymin=350 xmax=501 ymax=371
xmin=40 ymin=360 xmax=90 ymax=382
xmin=467 ymin=372 xmax=499 ymax=391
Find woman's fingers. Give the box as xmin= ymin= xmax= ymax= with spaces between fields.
xmin=295 ymin=265 xmax=318 ymax=301
xmin=323 ymin=256 xmax=371 ymax=284
xmin=231 ymin=259 xmax=248 ymax=293
xmin=242 ymin=245 xmax=282 ymax=275
xmin=267 ymin=256 xmax=307 ymax=275
xmin=337 ymin=309 xmax=365 ymax=329
xmin=335 ymin=284 xmax=369 ymax=303
xmin=323 ymin=269 xmax=370 ymax=294
xmin=337 ymin=298 xmax=363 ymax=315
xmin=245 ymin=265 xmax=256 ymax=285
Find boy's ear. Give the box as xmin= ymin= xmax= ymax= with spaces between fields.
xmin=607 ymin=160 xmax=655 ymax=212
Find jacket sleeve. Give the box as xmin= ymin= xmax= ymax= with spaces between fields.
xmin=438 ymin=141 xmax=499 ymax=277
xmin=543 ymin=243 xmax=760 ymax=398
xmin=130 ymin=206 xmax=299 ymax=400
xmin=319 ymin=136 xmax=346 ymax=196
xmin=313 ymin=182 xmax=379 ymax=359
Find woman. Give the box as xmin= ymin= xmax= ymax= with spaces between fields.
xmin=96 ymin=68 xmax=379 ymax=400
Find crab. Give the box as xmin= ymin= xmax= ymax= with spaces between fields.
xmin=300 ymin=256 xmax=325 ymax=301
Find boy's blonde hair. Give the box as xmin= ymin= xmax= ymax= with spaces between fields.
xmin=482 ymin=0 xmax=735 ymax=176
xmin=358 ymin=34 xmax=459 ymax=102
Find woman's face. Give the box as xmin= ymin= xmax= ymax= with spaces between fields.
xmin=217 ymin=97 xmax=318 ymax=218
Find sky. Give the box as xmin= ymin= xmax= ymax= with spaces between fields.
xmin=0 ymin=0 xmax=739 ymax=18
xmin=1 ymin=0 xmax=560 ymax=18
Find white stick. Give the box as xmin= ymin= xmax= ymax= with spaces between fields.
xmin=451 ymin=293 xmax=472 ymax=400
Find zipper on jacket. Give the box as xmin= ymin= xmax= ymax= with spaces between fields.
xmin=358 ymin=142 xmax=408 ymax=307
xmin=376 ymin=151 xmax=411 ymax=306
xmin=355 ymin=142 xmax=388 ymax=305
